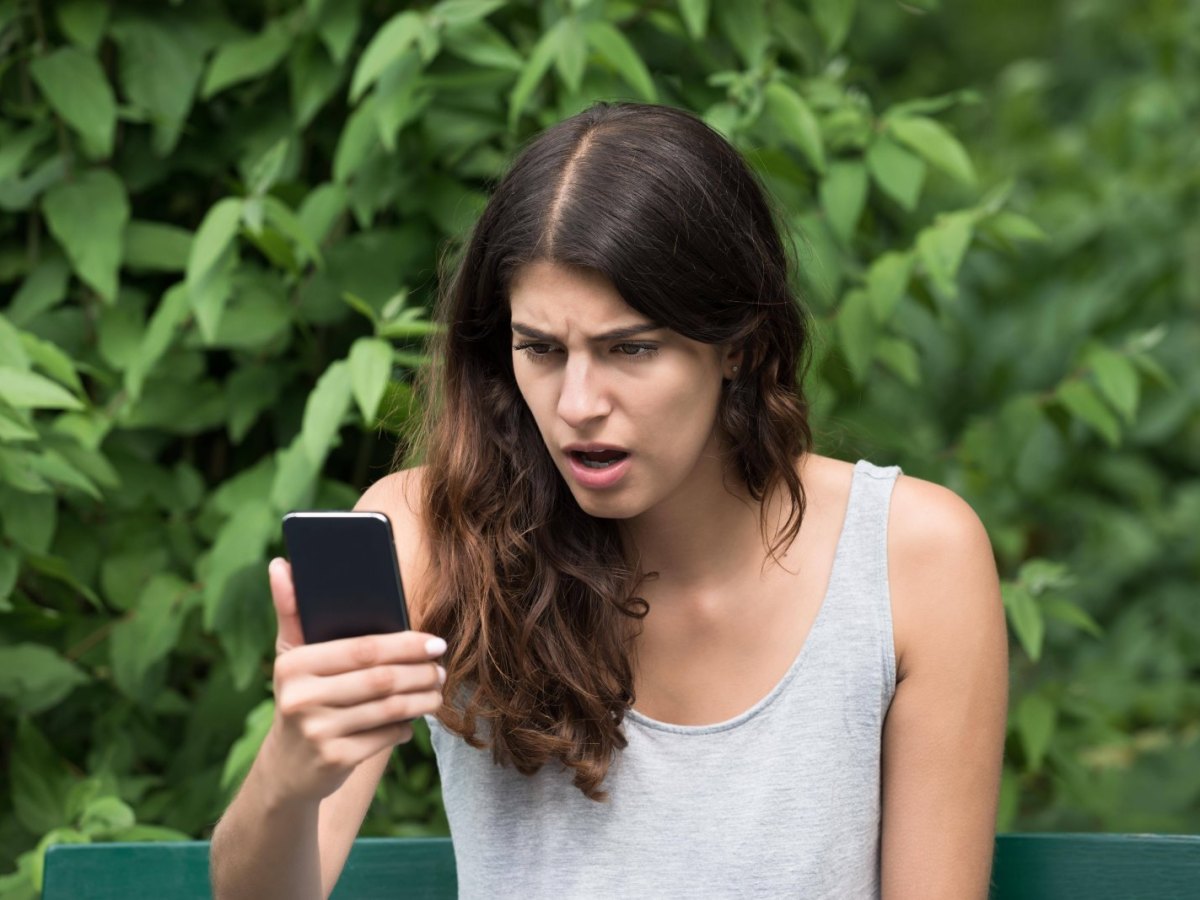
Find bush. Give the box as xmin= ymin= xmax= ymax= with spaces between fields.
xmin=0 ymin=0 xmax=1195 ymax=895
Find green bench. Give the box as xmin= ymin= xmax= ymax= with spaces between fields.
xmin=42 ymin=833 xmax=1200 ymax=899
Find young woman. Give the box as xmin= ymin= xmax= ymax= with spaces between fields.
xmin=211 ymin=103 xmax=1007 ymax=899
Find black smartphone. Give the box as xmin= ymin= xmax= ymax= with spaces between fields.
xmin=281 ymin=511 xmax=411 ymax=644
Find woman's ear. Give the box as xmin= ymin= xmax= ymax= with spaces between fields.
xmin=721 ymin=344 xmax=744 ymax=380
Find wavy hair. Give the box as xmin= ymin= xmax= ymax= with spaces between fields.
xmin=415 ymin=103 xmax=812 ymax=799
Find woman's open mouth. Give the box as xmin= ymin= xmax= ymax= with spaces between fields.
xmin=563 ymin=447 xmax=632 ymax=489
xmin=569 ymin=449 xmax=629 ymax=469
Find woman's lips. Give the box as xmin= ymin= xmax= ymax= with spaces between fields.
xmin=564 ymin=449 xmax=632 ymax=490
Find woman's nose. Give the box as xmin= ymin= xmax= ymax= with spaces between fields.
xmin=556 ymin=356 xmax=611 ymax=428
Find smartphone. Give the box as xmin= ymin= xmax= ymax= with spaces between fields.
xmin=281 ymin=511 xmax=411 ymax=644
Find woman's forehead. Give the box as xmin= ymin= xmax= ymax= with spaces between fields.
xmin=508 ymin=261 xmax=651 ymax=332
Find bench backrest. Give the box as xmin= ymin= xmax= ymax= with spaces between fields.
xmin=42 ymin=833 xmax=1200 ymax=899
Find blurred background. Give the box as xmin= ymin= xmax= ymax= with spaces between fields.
xmin=1 ymin=0 xmax=1197 ymax=894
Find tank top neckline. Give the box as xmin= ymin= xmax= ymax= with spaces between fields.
xmin=623 ymin=459 xmax=875 ymax=736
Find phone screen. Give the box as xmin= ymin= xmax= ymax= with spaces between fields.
xmin=282 ymin=511 xmax=411 ymax=643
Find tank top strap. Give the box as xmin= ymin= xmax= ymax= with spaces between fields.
xmin=838 ymin=459 xmax=902 ymax=575
xmin=812 ymin=459 xmax=902 ymax=698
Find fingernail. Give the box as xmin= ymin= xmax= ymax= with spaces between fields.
xmin=425 ymin=636 xmax=447 ymax=656
xmin=436 ymin=665 xmax=447 ymax=685
xmin=268 ymin=557 xmax=284 ymax=575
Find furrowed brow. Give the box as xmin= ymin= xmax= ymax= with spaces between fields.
xmin=510 ymin=322 xmax=661 ymax=342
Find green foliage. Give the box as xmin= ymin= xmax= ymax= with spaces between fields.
xmin=0 ymin=0 xmax=1196 ymax=893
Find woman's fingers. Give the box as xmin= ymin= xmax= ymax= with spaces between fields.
xmin=299 ymin=690 xmax=444 ymax=743
xmin=268 ymin=558 xmax=306 ymax=653
xmin=277 ymin=629 xmax=446 ymax=678
xmin=279 ymin=662 xmax=445 ymax=712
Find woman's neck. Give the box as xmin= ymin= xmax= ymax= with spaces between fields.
xmin=620 ymin=452 xmax=783 ymax=593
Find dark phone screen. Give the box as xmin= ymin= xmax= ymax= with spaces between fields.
xmin=282 ymin=511 xmax=411 ymax=644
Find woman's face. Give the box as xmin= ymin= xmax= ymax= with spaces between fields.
xmin=509 ymin=260 xmax=739 ymax=521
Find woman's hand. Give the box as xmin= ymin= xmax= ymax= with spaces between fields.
xmin=260 ymin=557 xmax=446 ymax=806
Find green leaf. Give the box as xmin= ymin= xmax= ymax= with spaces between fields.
xmin=443 ymin=20 xmax=524 ymax=71
xmin=55 ymin=0 xmax=110 ymax=51
xmin=264 ymin=195 xmax=322 ymax=264
xmin=333 ymin=101 xmax=381 ymax=182
xmin=585 ymin=21 xmax=658 ymax=102
xmin=0 ymin=644 xmax=89 ymax=715
xmin=124 ymin=220 xmax=193 ymax=272
xmin=316 ymin=2 xmax=360 ymax=64
xmin=348 ymin=337 xmax=395 ymax=425
xmin=110 ymin=17 xmax=205 ymax=155
xmin=111 ymin=574 xmax=196 ymax=702
xmin=819 ymin=161 xmax=867 ymax=244
xmin=80 ymin=797 xmax=136 ymax=838
xmin=764 ymin=82 xmax=826 ymax=173
xmin=126 ymin=283 xmax=192 ymax=400
xmin=865 ymin=251 xmax=913 ymax=322
xmin=431 ymin=0 xmax=506 ymax=26
xmin=271 ymin=438 xmax=319 ymax=512
xmin=715 ymin=0 xmax=768 ymax=67
xmin=836 ymin=288 xmax=877 ymax=383
xmin=1015 ymin=693 xmax=1057 ymax=773
xmin=9 ymin=256 xmax=70 ymax=326
xmin=212 ymin=564 xmax=275 ymax=690
xmin=227 ymin=365 xmax=285 ymax=444
xmin=0 ymin=368 xmax=84 ymax=410
xmin=298 ymin=183 xmax=347 ymax=249
xmin=1056 ymin=379 xmax=1121 ymax=447
xmin=30 ymin=47 xmax=117 ymax=158
xmin=0 ymin=544 xmax=18 ymax=607
xmin=0 ymin=447 xmax=52 ymax=494
xmin=678 ymin=0 xmax=711 ymax=39
xmin=186 ymin=198 xmax=243 ymax=341
xmin=0 ymin=488 xmax=56 ymax=553
xmin=0 ymin=122 xmax=52 ymax=182
xmin=0 ymin=314 xmax=30 ymax=370
xmin=288 ymin=38 xmax=343 ymax=128
xmin=887 ymin=115 xmax=976 ymax=185
xmin=221 ymin=699 xmax=275 ymax=793
xmin=302 ymin=360 xmax=352 ymax=465
xmin=916 ymin=212 xmax=973 ymax=298
xmin=983 ymin=210 xmax=1047 ymax=245
xmin=350 ymin=11 xmax=424 ymax=102
xmin=20 ymin=332 xmax=84 ymax=396
xmin=509 ymin=22 xmax=565 ymax=128
xmin=811 ymin=0 xmax=857 ymax=53
xmin=201 ymin=22 xmax=291 ymax=99
xmin=31 ymin=448 xmax=99 ymax=499
xmin=1002 ymin=583 xmax=1044 ymax=661
xmin=125 ymin=220 xmax=193 ymax=273
xmin=1042 ymin=597 xmax=1103 ymax=639
xmin=866 ymin=136 xmax=926 ymax=212
xmin=42 ymin=169 xmax=129 ymax=302
xmin=201 ymin=503 xmax=275 ymax=630
xmin=555 ymin=17 xmax=588 ymax=94
xmin=875 ymin=336 xmax=921 ymax=386
xmin=10 ymin=720 xmax=74 ymax=835
xmin=1086 ymin=345 xmax=1140 ymax=423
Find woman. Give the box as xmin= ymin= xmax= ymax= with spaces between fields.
xmin=211 ymin=103 xmax=1007 ymax=899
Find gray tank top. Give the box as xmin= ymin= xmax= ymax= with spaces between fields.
xmin=429 ymin=460 xmax=900 ymax=899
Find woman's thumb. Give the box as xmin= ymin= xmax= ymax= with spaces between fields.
xmin=268 ymin=557 xmax=305 ymax=652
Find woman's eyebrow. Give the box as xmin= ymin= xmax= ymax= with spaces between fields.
xmin=511 ymin=322 xmax=662 ymax=342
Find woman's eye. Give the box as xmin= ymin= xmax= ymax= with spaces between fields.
xmin=514 ymin=342 xmax=556 ymax=361
xmin=614 ymin=343 xmax=658 ymax=359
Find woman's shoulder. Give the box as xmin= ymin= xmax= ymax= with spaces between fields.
xmin=355 ymin=466 xmax=433 ymax=626
xmin=882 ymin=467 xmax=1001 ymax=682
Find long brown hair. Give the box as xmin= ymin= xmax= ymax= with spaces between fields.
xmin=416 ymin=103 xmax=812 ymax=799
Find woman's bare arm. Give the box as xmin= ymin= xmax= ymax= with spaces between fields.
xmin=879 ymin=476 xmax=1009 ymax=900
xmin=211 ymin=470 xmax=438 ymax=899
